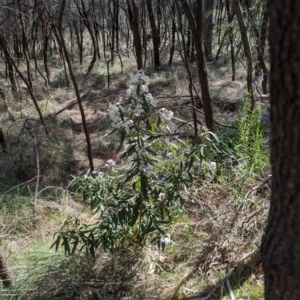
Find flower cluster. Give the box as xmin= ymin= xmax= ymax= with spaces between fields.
xmin=129 ymin=69 xmax=149 ymax=85
xmin=105 ymin=159 xmax=116 ymax=170
xmin=108 ymin=102 xmax=134 ymax=133
xmin=158 ymin=192 xmax=165 ymax=202
xmin=126 ymin=70 xmax=149 ymax=100
xmin=126 ymin=84 xmax=149 ymax=99
xmin=108 ymin=102 xmax=122 ymax=124
xmin=133 ymin=104 xmax=143 ymax=117
xmin=159 ymin=108 xmax=176 ymax=132
xmin=126 ymin=70 xmax=156 ymax=107
xmin=159 ymin=108 xmax=173 ymax=122
xmin=138 ymin=164 xmax=152 ymax=177
xmin=144 ymin=92 xmax=156 ymax=106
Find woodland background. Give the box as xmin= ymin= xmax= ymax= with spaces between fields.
xmin=0 ymin=0 xmax=282 ymax=299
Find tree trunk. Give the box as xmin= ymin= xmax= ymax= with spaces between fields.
xmin=5 ymin=59 xmax=18 ymax=101
xmin=0 ymin=85 xmax=14 ymax=121
xmin=0 ymin=33 xmax=47 ymax=132
xmin=181 ymin=0 xmax=214 ymax=132
xmin=233 ymin=0 xmax=255 ymax=110
xmin=73 ymin=19 xmax=84 ymax=64
xmin=128 ymin=0 xmax=143 ymax=69
xmin=260 ymin=1 xmax=300 ymax=299
xmin=168 ymin=1 xmax=176 ymax=66
xmin=146 ymin=0 xmax=160 ymax=70
xmin=76 ymin=0 xmax=98 ymax=75
xmin=58 ymin=0 xmax=94 ymax=172
xmin=203 ymin=0 xmax=215 ymax=59
xmin=259 ymin=1 xmax=269 ymax=94
xmin=42 ymin=21 xmax=51 ymax=85
xmin=225 ymin=0 xmax=236 ymax=81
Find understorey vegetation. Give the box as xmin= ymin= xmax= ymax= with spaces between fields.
xmin=0 ymin=1 xmax=272 ymax=299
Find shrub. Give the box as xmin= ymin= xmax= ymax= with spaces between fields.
xmin=52 ymin=71 xmax=218 ymax=255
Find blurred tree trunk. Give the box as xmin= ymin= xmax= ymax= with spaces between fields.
xmin=225 ymin=0 xmax=236 ymax=81
xmin=146 ymin=0 xmax=161 ymax=70
xmin=168 ymin=0 xmax=176 ymax=66
xmin=75 ymin=0 xmax=98 ymax=75
xmin=73 ymin=19 xmax=84 ymax=64
xmin=203 ymin=0 xmax=215 ymax=59
xmin=233 ymin=0 xmax=255 ymax=110
xmin=17 ymin=0 xmax=33 ymax=90
xmin=5 ymin=58 xmax=18 ymax=100
xmin=0 ymin=33 xmax=47 ymax=131
xmin=0 ymin=85 xmax=14 ymax=121
xmin=259 ymin=0 xmax=269 ymax=94
xmin=261 ymin=1 xmax=300 ymax=298
xmin=180 ymin=0 xmax=214 ymax=132
xmin=58 ymin=0 xmax=94 ymax=172
xmin=127 ymin=0 xmax=143 ymax=69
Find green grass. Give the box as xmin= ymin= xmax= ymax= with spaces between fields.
xmin=0 ymin=40 xmax=269 ymax=299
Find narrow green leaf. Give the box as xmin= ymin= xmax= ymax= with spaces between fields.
xmin=128 ymin=196 xmax=143 ymax=227
xmin=141 ymin=174 xmax=148 ymax=199
xmin=142 ymin=94 xmax=150 ymax=113
xmin=117 ymin=105 xmax=125 ymax=121
xmin=136 ymin=84 xmax=141 ymax=97
xmin=62 ymin=237 xmax=70 ymax=256
xmin=187 ymin=156 xmax=195 ymax=171
xmin=117 ymin=131 xmax=126 ymax=152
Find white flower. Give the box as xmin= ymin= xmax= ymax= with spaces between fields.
xmin=109 ymin=103 xmax=123 ymax=125
xmin=133 ymin=104 xmax=143 ymax=117
xmin=159 ymin=108 xmax=173 ymax=123
xmin=158 ymin=192 xmax=165 ymax=202
xmin=161 ymin=234 xmax=174 ymax=246
xmin=105 ymin=159 xmax=116 ymax=170
xmin=128 ymin=70 xmax=149 ymax=86
xmin=126 ymin=85 xmax=135 ymax=99
xmin=145 ymin=93 xmax=156 ymax=106
xmin=139 ymin=164 xmax=152 ymax=177
xmin=136 ymin=70 xmax=149 ymax=85
xmin=92 ymin=170 xmax=104 ymax=179
xmin=123 ymin=119 xmax=134 ymax=133
xmin=207 ymin=161 xmax=217 ymax=173
xmin=99 ymin=135 xmax=109 ymax=146
xmin=159 ymin=108 xmax=175 ymax=132
xmin=140 ymin=84 xmax=149 ymax=93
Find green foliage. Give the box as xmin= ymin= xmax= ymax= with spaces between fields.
xmin=52 ymin=72 xmax=217 ymax=255
xmin=216 ymin=106 xmax=270 ymax=205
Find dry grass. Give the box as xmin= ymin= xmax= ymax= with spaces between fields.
xmin=0 ymin=40 xmax=269 ymax=299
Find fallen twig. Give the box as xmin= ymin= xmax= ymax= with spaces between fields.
xmin=225 ymin=278 xmax=235 ymax=300
xmin=245 ymin=174 xmax=272 ymax=198
xmin=188 ymin=248 xmax=260 ymax=300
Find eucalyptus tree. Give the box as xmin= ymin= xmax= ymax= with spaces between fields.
xmin=146 ymin=0 xmax=161 ymax=69
xmin=261 ymin=1 xmax=300 ymax=298
xmin=179 ymin=0 xmax=214 ymax=131
xmin=56 ymin=0 xmax=94 ymax=171
xmin=127 ymin=0 xmax=143 ymax=69
xmin=203 ymin=0 xmax=215 ymax=59
xmin=233 ymin=0 xmax=254 ymax=109
xmin=74 ymin=0 xmax=99 ymax=74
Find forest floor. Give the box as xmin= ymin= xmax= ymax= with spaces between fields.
xmin=0 ymin=49 xmax=270 ymax=299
